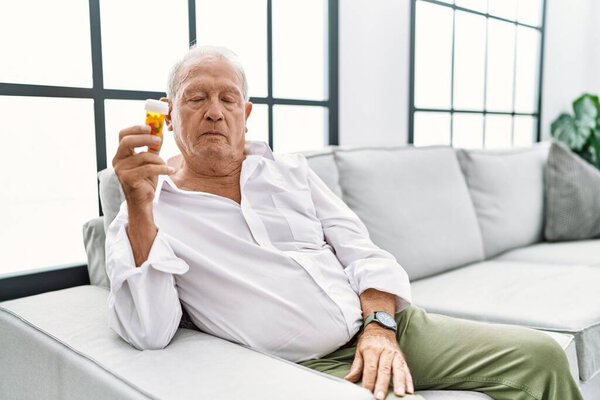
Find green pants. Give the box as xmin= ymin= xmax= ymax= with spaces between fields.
xmin=300 ymin=306 xmax=583 ymax=400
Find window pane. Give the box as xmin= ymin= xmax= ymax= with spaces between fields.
xmin=486 ymin=19 xmax=516 ymax=112
xmin=0 ymin=0 xmax=92 ymax=87
xmin=518 ymin=0 xmax=543 ymax=27
xmin=453 ymin=11 xmax=486 ymax=110
xmin=273 ymin=105 xmax=327 ymax=153
xmin=272 ymin=0 xmax=327 ymax=100
xmin=488 ymin=0 xmax=517 ymax=20
xmin=100 ymin=0 xmax=189 ymax=92
xmin=0 ymin=97 xmax=98 ymax=275
xmin=453 ymin=113 xmax=484 ymax=149
xmin=246 ymin=104 xmax=269 ymax=144
xmin=514 ymin=26 xmax=541 ymax=113
xmin=197 ymin=0 xmax=268 ymax=98
xmin=414 ymin=112 xmax=451 ymax=146
xmin=455 ymin=0 xmax=487 ymax=13
xmin=105 ymin=100 xmax=181 ymax=166
xmin=485 ymin=114 xmax=512 ymax=149
xmin=414 ymin=2 xmax=453 ymax=109
xmin=514 ymin=115 xmax=537 ymax=146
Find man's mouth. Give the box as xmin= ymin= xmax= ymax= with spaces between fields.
xmin=201 ymin=131 xmax=225 ymax=137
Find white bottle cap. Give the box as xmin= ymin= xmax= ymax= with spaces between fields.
xmin=144 ymin=99 xmax=169 ymax=115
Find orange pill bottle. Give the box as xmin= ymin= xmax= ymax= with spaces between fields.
xmin=144 ymin=99 xmax=169 ymax=152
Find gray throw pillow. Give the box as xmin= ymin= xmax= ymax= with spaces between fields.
xmin=545 ymin=141 xmax=600 ymax=241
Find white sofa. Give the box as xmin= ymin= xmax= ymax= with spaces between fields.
xmin=1 ymin=141 xmax=599 ymax=399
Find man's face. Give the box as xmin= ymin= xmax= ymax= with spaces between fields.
xmin=166 ymin=56 xmax=252 ymax=165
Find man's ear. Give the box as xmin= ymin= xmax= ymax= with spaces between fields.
xmin=161 ymin=96 xmax=174 ymax=132
xmin=244 ymin=101 xmax=253 ymax=133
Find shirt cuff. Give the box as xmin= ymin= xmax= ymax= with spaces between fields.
xmin=343 ymin=258 xmax=412 ymax=313
xmin=106 ymin=223 xmax=189 ymax=293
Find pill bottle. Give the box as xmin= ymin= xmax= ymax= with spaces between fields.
xmin=144 ymin=99 xmax=169 ymax=152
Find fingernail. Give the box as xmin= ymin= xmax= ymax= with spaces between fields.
xmin=143 ymin=125 xmax=151 ymax=132
xmin=167 ymin=166 xmax=176 ymax=173
xmin=376 ymin=390 xmax=384 ymax=400
xmin=152 ymin=135 xmax=161 ymax=143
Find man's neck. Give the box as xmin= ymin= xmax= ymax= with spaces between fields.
xmin=171 ymin=157 xmax=244 ymax=204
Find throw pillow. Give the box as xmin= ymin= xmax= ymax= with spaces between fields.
xmin=545 ymin=141 xmax=600 ymax=241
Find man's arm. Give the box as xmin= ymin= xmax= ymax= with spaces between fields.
xmin=127 ymin=205 xmax=158 ymax=267
xmin=345 ymin=289 xmax=414 ymax=399
xmin=106 ymin=125 xmax=187 ymax=350
xmin=306 ymin=166 xmax=414 ymax=398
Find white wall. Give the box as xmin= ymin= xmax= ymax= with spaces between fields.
xmin=541 ymin=0 xmax=600 ymax=139
xmin=339 ymin=0 xmax=411 ymax=147
xmin=339 ymin=0 xmax=600 ymax=146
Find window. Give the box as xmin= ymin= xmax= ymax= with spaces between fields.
xmin=409 ymin=0 xmax=546 ymax=149
xmin=0 ymin=0 xmax=339 ymax=276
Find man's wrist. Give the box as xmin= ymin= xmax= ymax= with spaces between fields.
xmin=363 ymin=311 xmax=398 ymax=332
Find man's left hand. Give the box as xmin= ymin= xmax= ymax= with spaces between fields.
xmin=344 ymin=324 xmax=414 ymax=399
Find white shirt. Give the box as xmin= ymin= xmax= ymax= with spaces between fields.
xmin=105 ymin=141 xmax=411 ymax=362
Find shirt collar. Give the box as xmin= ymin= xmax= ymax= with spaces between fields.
xmin=153 ymin=140 xmax=273 ymax=204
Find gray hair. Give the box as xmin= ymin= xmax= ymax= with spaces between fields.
xmin=166 ymin=45 xmax=249 ymax=102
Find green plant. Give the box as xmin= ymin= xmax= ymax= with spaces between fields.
xmin=551 ymin=93 xmax=600 ymax=170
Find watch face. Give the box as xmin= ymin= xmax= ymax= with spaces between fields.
xmin=376 ymin=312 xmax=396 ymax=328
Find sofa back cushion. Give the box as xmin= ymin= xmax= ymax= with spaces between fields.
xmin=83 ymin=217 xmax=109 ymax=288
xmin=302 ymin=148 xmax=343 ymax=198
xmin=334 ymin=146 xmax=485 ymax=281
xmin=456 ymin=142 xmax=550 ymax=258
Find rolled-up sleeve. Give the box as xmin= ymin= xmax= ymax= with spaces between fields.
xmin=105 ymin=204 xmax=189 ymax=350
xmin=307 ymin=167 xmax=412 ymax=312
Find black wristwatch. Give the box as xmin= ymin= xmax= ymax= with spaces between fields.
xmin=363 ymin=311 xmax=397 ymax=332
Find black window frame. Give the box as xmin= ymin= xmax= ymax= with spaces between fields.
xmin=0 ymin=0 xmax=339 ymax=300
xmin=408 ymin=0 xmax=547 ymax=146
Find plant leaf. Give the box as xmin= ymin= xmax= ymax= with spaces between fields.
xmin=573 ymin=94 xmax=597 ymax=133
xmin=551 ymin=113 xmax=587 ymax=150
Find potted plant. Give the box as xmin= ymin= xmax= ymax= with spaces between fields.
xmin=551 ymin=93 xmax=600 ymax=170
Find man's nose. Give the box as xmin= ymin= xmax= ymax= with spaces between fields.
xmin=205 ymin=100 xmax=224 ymax=121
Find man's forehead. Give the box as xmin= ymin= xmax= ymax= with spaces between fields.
xmin=179 ymin=57 xmax=243 ymax=92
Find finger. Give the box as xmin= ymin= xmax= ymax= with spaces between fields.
xmin=361 ymin=351 xmax=380 ymax=393
xmin=392 ymin=354 xmax=406 ymax=397
xmin=374 ymin=351 xmax=394 ymax=400
xmin=115 ymin=151 xmax=167 ymax=171
xmin=118 ymin=125 xmax=152 ymax=142
xmin=114 ymin=134 xmax=162 ymax=161
xmin=344 ymin=351 xmax=364 ymax=383
xmin=404 ymin=363 xmax=415 ymax=394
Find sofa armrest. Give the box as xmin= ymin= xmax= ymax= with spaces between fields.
xmin=0 ymin=285 xmax=372 ymax=400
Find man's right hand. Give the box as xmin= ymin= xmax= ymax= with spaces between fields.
xmin=112 ymin=125 xmax=175 ymax=210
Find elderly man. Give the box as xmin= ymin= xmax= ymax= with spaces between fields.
xmin=107 ymin=46 xmax=582 ymax=400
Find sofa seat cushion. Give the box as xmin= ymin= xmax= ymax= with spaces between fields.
xmin=493 ymin=239 xmax=600 ymax=266
xmin=334 ymin=146 xmax=484 ymax=281
xmin=0 ymin=286 xmax=494 ymax=400
xmin=411 ymin=261 xmax=600 ymax=381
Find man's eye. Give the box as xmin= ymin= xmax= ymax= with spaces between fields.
xmin=189 ymin=97 xmax=205 ymax=102
xmin=223 ymin=97 xmax=235 ymax=103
